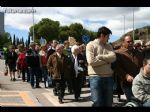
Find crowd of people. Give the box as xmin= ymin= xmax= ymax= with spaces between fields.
xmin=2 ymin=26 xmax=150 ymax=107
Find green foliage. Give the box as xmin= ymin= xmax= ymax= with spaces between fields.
xmin=28 ymin=18 xmax=98 ymax=44
xmin=0 ymin=32 xmax=12 ymax=49
xmin=29 ymin=18 xmax=60 ymax=42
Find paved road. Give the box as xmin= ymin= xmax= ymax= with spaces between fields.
xmin=0 ymin=59 xmax=126 ymax=107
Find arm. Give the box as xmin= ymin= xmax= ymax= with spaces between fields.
xmin=96 ymin=51 xmax=116 ymax=63
xmin=86 ymin=44 xmax=107 ymax=67
xmin=47 ymin=55 xmax=53 ymax=75
xmin=132 ymin=77 xmax=150 ymax=102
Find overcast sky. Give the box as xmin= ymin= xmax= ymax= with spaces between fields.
xmin=1 ymin=7 xmax=150 ymax=42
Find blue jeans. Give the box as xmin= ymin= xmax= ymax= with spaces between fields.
xmin=29 ymin=67 xmax=40 ymax=87
xmin=41 ymin=66 xmax=48 ymax=85
xmin=89 ymin=76 xmax=114 ymax=107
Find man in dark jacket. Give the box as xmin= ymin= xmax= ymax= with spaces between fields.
xmin=6 ymin=45 xmax=18 ymax=81
xmin=115 ymin=34 xmax=143 ymax=102
xmin=142 ymin=41 xmax=150 ymax=58
xmin=47 ymin=44 xmax=74 ymax=104
xmin=26 ymin=42 xmax=41 ymax=88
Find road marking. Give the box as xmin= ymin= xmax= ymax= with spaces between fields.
xmin=0 ymin=103 xmax=26 ymax=106
xmin=0 ymin=91 xmax=41 ymax=106
xmin=43 ymin=89 xmax=76 ymax=106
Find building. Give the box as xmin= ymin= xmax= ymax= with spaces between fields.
xmin=0 ymin=12 xmax=4 ymax=35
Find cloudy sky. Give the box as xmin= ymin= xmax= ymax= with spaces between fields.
xmin=1 ymin=7 xmax=150 ymax=42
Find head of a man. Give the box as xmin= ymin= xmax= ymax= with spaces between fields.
xmin=71 ymin=45 xmax=80 ymax=56
xmin=97 ymin=26 xmax=112 ymax=44
xmin=64 ymin=40 xmax=70 ymax=48
xmin=9 ymin=45 xmax=15 ymax=52
xmin=143 ymin=57 xmax=150 ymax=77
xmin=122 ymin=34 xmax=134 ymax=51
xmin=56 ymin=44 xmax=64 ymax=55
xmin=30 ymin=42 xmax=36 ymax=50
xmin=52 ymin=40 xmax=59 ymax=48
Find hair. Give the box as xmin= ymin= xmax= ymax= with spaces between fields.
xmin=52 ymin=40 xmax=59 ymax=44
xmin=64 ymin=40 xmax=69 ymax=46
xmin=29 ymin=42 xmax=35 ymax=47
xmin=71 ymin=45 xmax=79 ymax=53
xmin=56 ymin=44 xmax=64 ymax=50
xmin=143 ymin=57 xmax=150 ymax=65
xmin=97 ymin=26 xmax=112 ymax=37
xmin=121 ymin=33 xmax=132 ymax=42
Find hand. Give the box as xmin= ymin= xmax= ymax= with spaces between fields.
xmin=126 ymin=74 xmax=134 ymax=82
xmin=79 ymin=60 xmax=84 ymax=63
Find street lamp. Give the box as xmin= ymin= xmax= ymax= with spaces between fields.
xmin=123 ymin=15 xmax=125 ymax=35
xmin=133 ymin=8 xmax=135 ymax=41
xmin=32 ymin=7 xmax=35 ymax=42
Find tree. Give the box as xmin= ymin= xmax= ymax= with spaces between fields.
xmin=58 ymin=26 xmax=70 ymax=42
xmin=0 ymin=32 xmax=12 ymax=49
xmin=13 ymin=34 xmax=16 ymax=47
xmin=27 ymin=35 xmax=31 ymax=47
xmin=16 ymin=37 xmax=20 ymax=46
xmin=69 ymin=23 xmax=83 ymax=42
xmin=28 ymin=18 xmax=60 ymax=42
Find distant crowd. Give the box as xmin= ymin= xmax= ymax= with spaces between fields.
xmin=2 ymin=26 xmax=150 ymax=107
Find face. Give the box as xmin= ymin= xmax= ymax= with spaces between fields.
xmin=53 ymin=42 xmax=58 ymax=48
xmin=57 ymin=46 xmax=64 ymax=55
xmin=123 ymin=35 xmax=133 ymax=50
xmin=144 ymin=60 xmax=150 ymax=76
xmin=100 ymin=34 xmax=110 ymax=44
xmin=35 ymin=45 xmax=40 ymax=51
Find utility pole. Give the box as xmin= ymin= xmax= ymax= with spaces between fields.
xmin=133 ymin=8 xmax=135 ymax=41
xmin=32 ymin=7 xmax=35 ymax=42
xmin=124 ymin=15 xmax=125 ymax=35
xmin=147 ymin=28 xmax=149 ymax=41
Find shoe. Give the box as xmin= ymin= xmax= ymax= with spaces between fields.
xmin=54 ymin=92 xmax=58 ymax=96
xmin=59 ymin=99 xmax=63 ymax=104
xmin=75 ymin=98 xmax=79 ymax=101
xmin=35 ymin=85 xmax=41 ymax=88
xmin=13 ymin=78 xmax=16 ymax=81
xmin=31 ymin=86 xmax=35 ymax=89
xmin=10 ymin=78 xmax=13 ymax=81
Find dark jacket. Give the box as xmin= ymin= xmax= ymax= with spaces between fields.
xmin=114 ymin=47 xmax=143 ymax=86
xmin=142 ymin=48 xmax=150 ymax=58
xmin=47 ymin=52 xmax=75 ymax=80
xmin=25 ymin=48 xmax=40 ymax=68
xmin=6 ymin=51 xmax=18 ymax=66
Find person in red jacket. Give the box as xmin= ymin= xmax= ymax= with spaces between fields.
xmin=17 ymin=46 xmax=28 ymax=82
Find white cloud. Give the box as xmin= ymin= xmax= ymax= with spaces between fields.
xmin=3 ymin=7 xmax=150 ymax=42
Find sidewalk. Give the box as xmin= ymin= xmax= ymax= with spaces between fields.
xmin=0 ymin=59 xmax=127 ymax=107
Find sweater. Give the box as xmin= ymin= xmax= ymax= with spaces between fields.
xmin=86 ymin=39 xmax=116 ymax=76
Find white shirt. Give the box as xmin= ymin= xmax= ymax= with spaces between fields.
xmin=73 ymin=54 xmax=78 ymax=77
